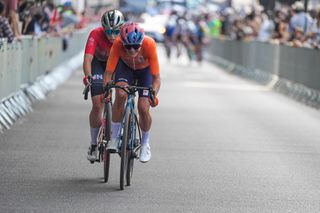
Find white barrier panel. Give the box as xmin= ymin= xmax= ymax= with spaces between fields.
xmin=0 ymin=30 xmax=88 ymax=100
xmin=0 ymin=28 xmax=89 ymax=131
xmin=208 ymin=38 xmax=320 ymax=108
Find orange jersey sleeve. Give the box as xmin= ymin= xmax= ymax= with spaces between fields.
xmin=144 ymin=37 xmax=160 ymax=75
xmin=106 ymin=37 xmax=122 ymax=73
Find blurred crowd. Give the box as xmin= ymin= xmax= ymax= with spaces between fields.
xmin=0 ymin=0 xmax=89 ymax=45
xmin=164 ymin=1 xmax=320 ymax=50
xmin=204 ymin=1 xmax=320 ymax=49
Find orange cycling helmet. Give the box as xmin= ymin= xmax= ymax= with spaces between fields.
xmin=120 ymin=22 xmax=145 ymax=45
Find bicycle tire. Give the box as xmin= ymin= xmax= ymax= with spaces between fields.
xmin=104 ymin=102 xmax=112 ymax=142
xmin=126 ymin=150 xmax=134 ymax=186
xmin=103 ymin=102 xmax=112 ymax=183
xmin=120 ymin=110 xmax=130 ymax=190
xmin=104 ymin=149 xmax=110 ymax=183
xmin=127 ymin=113 xmax=139 ymax=186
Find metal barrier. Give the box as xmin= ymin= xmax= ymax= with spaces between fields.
xmin=208 ymin=39 xmax=320 ymax=91
xmin=0 ymin=30 xmax=88 ymax=101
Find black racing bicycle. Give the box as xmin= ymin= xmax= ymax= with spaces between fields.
xmin=83 ymin=79 xmax=112 ymax=183
xmin=104 ymin=82 xmax=155 ymax=190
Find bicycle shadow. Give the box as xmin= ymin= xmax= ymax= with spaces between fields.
xmin=45 ymin=177 xmax=123 ymax=194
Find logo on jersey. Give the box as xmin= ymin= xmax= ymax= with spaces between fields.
xmin=143 ymin=90 xmax=149 ymax=96
xmin=118 ymin=78 xmax=128 ymax=83
xmin=87 ymin=37 xmax=95 ymax=46
xmin=137 ymin=56 xmax=145 ymax=64
xmin=92 ymin=74 xmax=103 ymax=80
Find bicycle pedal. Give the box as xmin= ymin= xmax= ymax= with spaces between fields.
xmin=108 ymin=149 xmax=118 ymax=154
xmin=130 ymin=152 xmax=138 ymax=159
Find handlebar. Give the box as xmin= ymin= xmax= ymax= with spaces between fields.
xmin=104 ymin=82 xmax=155 ymax=105
xmin=83 ymin=76 xmax=92 ymax=100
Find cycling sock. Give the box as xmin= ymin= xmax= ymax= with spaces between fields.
xmin=90 ymin=127 xmax=99 ymax=145
xmin=141 ymin=131 xmax=150 ymax=145
xmin=111 ymin=122 xmax=121 ymax=139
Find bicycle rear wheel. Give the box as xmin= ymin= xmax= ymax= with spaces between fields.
xmin=103 ymin=102 xmax=112 ymax=183
xmin=120 ymin=110 xmax=130 ymax=190
xmin=104 ymin=149 xmax=110 ymax=183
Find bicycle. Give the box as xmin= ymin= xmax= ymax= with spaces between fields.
xmin=104 ymin=82 xmax=155 ymax=190
xmin=83 ymin=78 xmax=112 ymax=183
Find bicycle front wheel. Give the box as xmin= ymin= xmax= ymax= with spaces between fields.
xmin=104 ymin=149 xmax=110 ymax=183
xmin=104 ymin=102 xmax=112 ymax=183
xmin=104 ymin=102 xmax=112 ymax=142
xmin=126 ymin=150 xmax=134 ymax=186
xmin=120 ymin=110 xmax=130 ymax=190
xmin=127 ymin=114 xmax=139 ymax=186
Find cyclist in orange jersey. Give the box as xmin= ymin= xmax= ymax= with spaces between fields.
xmin=104 ymin=22 xmax=161 ymax=163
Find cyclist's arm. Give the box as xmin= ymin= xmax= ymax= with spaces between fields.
xmin=152 ymin=73 xmax=161 ymax=96
xmin=147 ymin=38 xmax=160 ymax=95
xmin=103 ymin=71 xmax=113 ymax=87
xmin=104 ymin=39 xmax=121 ymax=86
xmin=83 ymin=54 xmax=94 ymax=77
xmin=83 ymin=30 xmax=97 ymax=76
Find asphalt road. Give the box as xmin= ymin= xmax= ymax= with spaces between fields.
xmin=1 ymin=47 xmax=320 ymax=213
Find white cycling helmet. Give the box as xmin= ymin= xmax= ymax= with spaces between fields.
xmin=101 ymin=9 xmax=125 ymax=30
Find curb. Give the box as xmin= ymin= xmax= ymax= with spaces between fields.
xmin=0 ymin=51 xmax=84 ymax=132
xmin=208 ymin=55 xmax=320 ymax=109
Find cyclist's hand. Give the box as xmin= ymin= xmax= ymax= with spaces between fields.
xmin=105 ymin=92 xmax=112 ymax=103
xmin=83 ymin=75 xmax=91 ymax=86
xmin=149 ymin=96 xmax=159 ymax=107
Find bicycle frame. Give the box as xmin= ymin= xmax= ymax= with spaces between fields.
xmin=118 ymin=91 xmax=141 ymax=153
xmin=103 ymin=83 xmax=154 ymax=189
xmin=104 ymin=83 xmax=154 ymax=153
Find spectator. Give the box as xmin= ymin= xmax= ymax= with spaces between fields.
xmin=207 ymin=14 xmax=222 ymax=38
xmin=60 ymin=1 xmax=79 ymax=28
xmin=247 ymin=11 xmax=262 ymax=38
xmin=231 ymin=19 xmax=246 ymax=40
xmin=272 ymin=10 xmax=290 ymax=43
xmin=307 ymin=9 xmax=319 ymax=48
xmin=0 ymin=0 xmax=14 ymax=43
xmin=19 ymin=0 xmax=36 ymax=34
xmin=48 ymin=3 xmax=62 ymax=33
xmin=221 ymin=7 xmax=235 ymax=36
xmin=4 ymin=0 xmax=20 ymax=38
xmin=22 ymin=11 xmax=45 ymax=36
xmin=291 ymin=27 xmax=306 ymax=47
xmin=258 ymin=12 xmax=275 ymax=42
xmin=316 ymin=10 xmax=320 ymax=46
xmin=288 ymin=1 xmax=313 ymax=41
xmin=75 ymin=10 xmax=89 ymax=29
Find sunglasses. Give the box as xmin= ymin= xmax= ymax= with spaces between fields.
xmin=124 ymin=44 xmax=141 ymax=50
xmin=105 ymin=29 xmax=120 ymax=36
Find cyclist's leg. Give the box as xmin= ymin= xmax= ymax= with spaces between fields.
xmin=108 ymin=60 xmax=133 ymax=150
xmin=135 ymin=67 xmax=153 ymax=162
xmin=184 ymin=36 xmax=194 ymax=62
xmin=90 ymin=96 xmax=103 ymax=140
xmin=176 ymin=35 xmax=182 ymax=58
xmin=90 ymin=58 xmax=105 ymax=142
xmin=135 ymin=66 xmax=153 ymax=132
xmin=137 ymin=97 xmax=152 ymax=162
xmin=87 ymin=58 xmax=105 ymax=160
xmin=138 ymin=97 xmax=152 ymax=141
xmin=164 ymin=36 xmax=171 ymax=60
